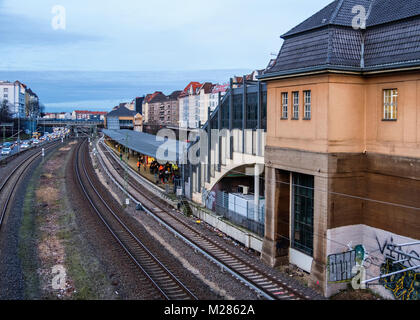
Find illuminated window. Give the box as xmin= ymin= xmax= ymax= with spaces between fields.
xmin=281 ymin=92 xmax=288 ymax=119
xmin=383 ymin=89 xmax=398 ymax=120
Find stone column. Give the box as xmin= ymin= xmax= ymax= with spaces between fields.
xmin=309 ymin=175 xmax=329 ymax=296
xmin=261 ymin=166 xmax=278 ymax=267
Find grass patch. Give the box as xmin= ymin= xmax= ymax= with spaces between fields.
xmin=18 ymin=164 xmax=42 ymax=299
xmin=57 ymin=149 xmax=113 ymax=300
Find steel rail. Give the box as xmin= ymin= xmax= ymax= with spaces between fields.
xmin=75 ymin=140 xmax=197 ymax=300
xmin=97 ymin=137 xmax=311 ymax=300
xmin=0 ymin=141 xmax=62 ymax=230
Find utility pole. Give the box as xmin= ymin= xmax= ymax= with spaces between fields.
xmin=123 ymin=131 xmax=129 ymax=206
xmin=17 ymin=105 xmax=20 ymax=152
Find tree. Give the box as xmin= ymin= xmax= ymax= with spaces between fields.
xmin=0 ymin=100 xmax=12 ymax=123
xmin=39 ymin=103 xmax=46 ymax=118
xmin=26 ymin=98 xmax=40 ymax=119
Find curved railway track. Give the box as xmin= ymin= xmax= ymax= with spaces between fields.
xmin=97 ymin=138 xmax=315 ymax=300
xmin=74 ymin=139 xmax=197 ymax=301
xmin=0 ymin=141 xmax=62 ymax=231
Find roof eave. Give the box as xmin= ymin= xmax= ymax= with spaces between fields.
xmin=258 ymin=65 xmax=362 ymax=81
xmin=258 ymin=61 xmax=420 ymax=81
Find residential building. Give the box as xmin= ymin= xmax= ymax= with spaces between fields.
xmin=259 ymin=0 xmax=420 ymax=300
xmin=178 ymin=82 xmax=204 ymax=128
xmin=105 ymin=105 xmax=143 ymax=132
xmin=147 ymin=91 xmax=182 ymax=127
xmin=135 ymin=96 xmax=145 ymax=115
xmin=143 ymin=92 xmax=164 ymax=124
xmin=43 ymin=112 xmax=72 ymax=120
xmin=147 ymin=92 xmax=168 ymax=125
xmin=0 ymin=80 xmax=26 ymax=118
xmin=197 ymin=83 xmax=216 ymax=126
xmin=72 ymin=110 xmax=107 ymax=121
xmin=166 ymin=91 xmax=182 ymax=126
xmin=209 ymin=84 xmax=228 ymax=112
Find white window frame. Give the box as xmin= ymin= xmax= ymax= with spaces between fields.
xmin=293 ymin=92 xmax=299 ymax=119
xmin=304 ymin=91 xmax=311 ymax=120
xmin=383 ymin=89 xmax=398 ymax=120
xmin=281 ymin=92 xmax=288 ymax=119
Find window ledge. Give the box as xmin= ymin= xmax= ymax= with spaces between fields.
xmin=280 ymin=117 xmax=288 ymax=120
xmin=303 ymin=118 xmax=311 ymax=121
xmin=382 ymin=119 xmax=397 ymax=122
xmin=291 ymin=118 xmax=299 ymax=121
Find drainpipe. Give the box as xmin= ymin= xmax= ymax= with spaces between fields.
xmin=254 ymin=164 xmax=260 ymax=222
xmin=360 ymin=31 xmax=365 ymax=69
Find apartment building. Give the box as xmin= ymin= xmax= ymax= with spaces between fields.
xmin=0 ymin=80 xmax=27 ymax=118
xmin=179 ymin=82 xmax=202 ymax=128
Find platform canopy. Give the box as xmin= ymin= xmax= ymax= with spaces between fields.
xmin=102 ymin=129 xmax=188 ymax=163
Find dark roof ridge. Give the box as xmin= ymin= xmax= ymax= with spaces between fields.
xmin=329 ymin=0 xmax=344 ymax=24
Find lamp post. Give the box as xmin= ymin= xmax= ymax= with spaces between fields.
xmin=17 ymin=104 xmax=21 ymax=153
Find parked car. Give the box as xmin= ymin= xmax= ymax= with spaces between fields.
xmin=1 ymin=147 xmax=12 ymax=156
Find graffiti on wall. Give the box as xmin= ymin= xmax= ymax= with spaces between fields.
xmin=380 ymin=259 xmax=419 ymax=300
xmin=202 ymin=188 xmax=216 ymax=211
xmin=328 ymin=245 xmax=366 ymax=283
xmin=375 ymin=237 xmax=420 ymax=300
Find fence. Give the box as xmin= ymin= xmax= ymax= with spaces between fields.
xmin=214 ymin=191 xmax=265 ymax=237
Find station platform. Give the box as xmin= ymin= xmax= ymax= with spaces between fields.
xmin=104 ymin=139 xmax=176 ymax=189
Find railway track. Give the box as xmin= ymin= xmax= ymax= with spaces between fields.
xmin=74 ymin=139 xmax=197 ymax=301
xmin=97 ymin=138 xmax=315 ymax=300
xmin=0 ymin=141 xmax=62 ymax=231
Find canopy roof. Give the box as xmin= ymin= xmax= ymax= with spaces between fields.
xmin=103 ymin=129 xmax=188 ymax=163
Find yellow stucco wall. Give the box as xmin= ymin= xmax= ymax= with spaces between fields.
xmin=266 ymin=71 xmax=420 ymax=158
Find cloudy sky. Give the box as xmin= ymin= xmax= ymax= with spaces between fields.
xmin=0 ymin=0 xmax=333 ymax=72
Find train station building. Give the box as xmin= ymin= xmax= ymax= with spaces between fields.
xmin=259 ymin=0 xmax=420 ymax=299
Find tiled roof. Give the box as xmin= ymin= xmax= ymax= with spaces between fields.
xmin=149 ymin=92 xmax=167 ymax=104
xmin=199 ymin=82 xmax=215 ymax=94
xmin=262 ymin=0 xmax=420 ymax=78
xmin=106 ymin=106 xmax=137 ymax=118
xmin=212 ymin=84 xmax=229 ymax=94
xmin=179 ymin=82 xmax=202 ymax=98
xmin=168 ymin=90 xmax=182 ymax=100
xmin=145 ymin=92 xmax=164 ymax=103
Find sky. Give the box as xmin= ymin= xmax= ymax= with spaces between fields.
xmin=0 ymin=0 xmax=333 ymax=111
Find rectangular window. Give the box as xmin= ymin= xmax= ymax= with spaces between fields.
xmin=281 ymin=92 xmax=288 ymax=119
xmin=3 ymin=88 xmax=8 ymax=92
xmin=292 ymin=92 xmax=299 ymax=119
xmin=383 ymin=89 xmax=398 ymax=120
xmin=292 ymin=173 xmax=314 ymax=257
xmin=304 ymin=91 xmax=311 ymax=120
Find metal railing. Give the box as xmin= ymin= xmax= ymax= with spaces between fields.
xmin=214 ymin=191 xmax=265 ymax=237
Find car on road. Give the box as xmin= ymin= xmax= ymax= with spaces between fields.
xmin=32 ymin=139 xmax=40 ymax=145
xmin=1 ymin=147 xmax=12 ymax=156
xmin=20 ymin=143 xmax=30 ymax=149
